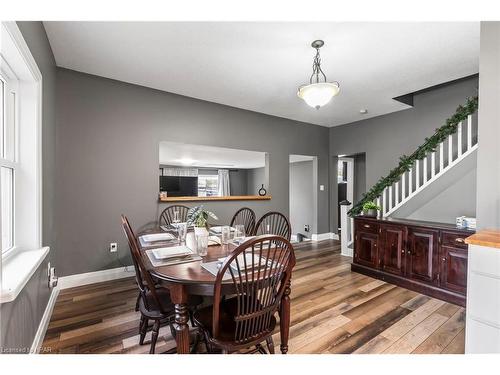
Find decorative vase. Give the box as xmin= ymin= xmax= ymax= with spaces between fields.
xmin=363 ymin=209 xmax=378 ymax=217
xmin=194 ymin=226 xmax=209 ymax=236
xmin=258 ymin=184 xmax=267 ymax=196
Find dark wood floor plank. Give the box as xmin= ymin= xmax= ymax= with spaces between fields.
xmin=41 ymin=239 xmax=465 ymax=354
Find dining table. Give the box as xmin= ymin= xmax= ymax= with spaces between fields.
xmin=137 ymin=225 xmax=291 ymax=354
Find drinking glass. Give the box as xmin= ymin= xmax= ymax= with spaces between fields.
xmin=173 ymin=210 xmax=180 ymax=225
xmin=177 ymin=222 xmax=187 ymax=244
xmin=234 ymin=224 xmax=245 ymax=243
xmin=221 ymin=226 xmax=231 ymax=245
xmin=196 ymin=233 xmax=209 ymax=257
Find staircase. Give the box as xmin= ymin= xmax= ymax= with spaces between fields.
xmin=341 ymin=98 xmax=478 ymax=257
xmin=378 ymin=113 xmax=477 ymax=217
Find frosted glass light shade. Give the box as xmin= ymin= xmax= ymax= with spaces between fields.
xmin=297 ymin=82 xmax=340 ymax=109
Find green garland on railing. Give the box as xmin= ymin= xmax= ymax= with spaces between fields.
xmin=348 ymin=96 xmax=478 ymax=217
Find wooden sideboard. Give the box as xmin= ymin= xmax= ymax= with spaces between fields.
xmin=351 ymin=216 xmax=475 ymax=306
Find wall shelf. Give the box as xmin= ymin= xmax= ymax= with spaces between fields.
xmin=159 ymin=195 xmax=271 ymax=203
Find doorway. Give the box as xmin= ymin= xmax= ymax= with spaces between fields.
xmin=289 ymin=155 xmax=318 ymax=242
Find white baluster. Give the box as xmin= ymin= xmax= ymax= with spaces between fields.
xmin=431 ymin=152 xmax=436 ymax=178
xmin=395 ymin=181 xmax=399 ymax=205
xmin=388 ymin=185 xmax=393 ymax=210
xmin=382 ymin=188 xmax=387 ymax=214
xmin=376 ymin=197 xmax=381 ymax=211
xmin=458 ymin=121 xmax=463 ymax=156
xmin=423 ymin=155 xmax=428 ymax=183
xmin=439 ymin=142 xmax=444 ymax=172
xmin=416 ymin=160 xmax=420 ymax=188
xmin=448 ymin=135 xmax=453 ymax=166
xmin=402 ymin=172 xmax=406 ymax=201
xmin=467 ymin=114 xmax=472 ymax=151
xmin=409 ymin=166 xmax=413 ymax=195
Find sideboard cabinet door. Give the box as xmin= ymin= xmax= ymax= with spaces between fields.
xmin=354 ymin=231 xmax=379 ymax=268
xmin=406 ymin=227 xmax=439 ymax=284
xmin=379 ymin=224 xmax=405 ymax=276
xmin=440 ymin=246 xmax=468 ymax=294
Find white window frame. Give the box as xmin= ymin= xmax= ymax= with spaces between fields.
xmin=1 ymin=22 xmax=47 ymax=305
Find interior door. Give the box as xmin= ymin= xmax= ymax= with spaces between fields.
xmin=380 ymin=224 xmax=405 ymax=276
xmin=440 ymin=246 xmax=468 ymax=294
xmin=354 ymin=231 xmax=378 ymax=268
xmin=406 ymin=227 xmax=439 ymax=284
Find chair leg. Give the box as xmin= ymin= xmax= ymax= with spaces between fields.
xmin=135 ymin=294 xmax=140 ymax=312
xmin=150 ymin=320 xmax=160 ymax=354
xmin=266 ymin=337 xmax=275 ymax=354
xmin=139 ymin=316 xmax=148 ymax=345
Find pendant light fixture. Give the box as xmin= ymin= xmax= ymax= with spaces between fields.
xmin=297 ymin=40 xmax=340 ymax=109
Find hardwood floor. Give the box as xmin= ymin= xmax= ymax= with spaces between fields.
xmin=41 ymin=240 xmax=465 ymax=354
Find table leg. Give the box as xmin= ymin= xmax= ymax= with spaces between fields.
xmin=170 ymin=285 xmax=190 ymax=354
xmin=279 ymin=278 xmax=291 ymax=354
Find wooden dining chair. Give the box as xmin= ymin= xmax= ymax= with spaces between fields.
xmin=121 ymin=215 xmax=177 ymax=354
xmin=159 ymin=205 xmax=190 ymax=226
xmin=193 ymin=235 xmax=296 ymax=354
xmin=254 ymin=211 xmax=292 ymax=241
xmin=230 ymin=207 xmax=256 ymax=235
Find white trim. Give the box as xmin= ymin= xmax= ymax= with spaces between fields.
xmin=0 ymin=246 xmax=49 ymax=303
xmin=57 ymin=266 xmax=135 ymax=290
xmin=311 ymin=232 xmax=339 ymax=241
xmin=30 ymin=286 xmax=59 ymax=354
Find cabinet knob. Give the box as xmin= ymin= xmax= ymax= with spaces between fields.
xmin=407 ymin=250 xmax=411 ymax=255
xmin=401 ymin=249 xmax=405 ymax=254
xmin=442 ymin=257 xmax=446 ymax=261
xmin=363 ymin=224 xmax=370 ymax=228
xmin=455 ymin=238 xmax=465 ymax=243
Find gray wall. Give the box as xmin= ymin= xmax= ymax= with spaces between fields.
xmin=0 ymin=22 xmax=56 ymax=353
xmin=476 ymin=22 xmax=500 ymax=229
xmin=289 ymin=161 xmax=314 ymax=236
xmin=329 ymin=76 xmax=478 ymax=232
xmin=55 ymin=68 xmax=330 ymax=276
xmin=352 ymin=153 xmax=366 ymax=204
xmin=408 ymin=169 xmax=477 ymax=223
xmin=247 ymin=167 xmax=266 ymax=195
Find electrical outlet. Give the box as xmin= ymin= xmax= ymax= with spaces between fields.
xmin=304 ymin=224 xmax=310 ymax=232
xmin=109 ymin=242 xmax=118 ymax=253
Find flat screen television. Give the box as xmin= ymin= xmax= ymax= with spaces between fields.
xmin=159 ymin=176 xmax=198 ymax=197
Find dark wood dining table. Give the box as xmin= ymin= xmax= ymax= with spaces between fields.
xmin=137 ymin=227 xmax=291 ymax=354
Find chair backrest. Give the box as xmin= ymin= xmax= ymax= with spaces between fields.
xmin=254 ymin=211 xmax=291 ymax=241
xmin=120 ymin=215 xmax=167 ymax=313
xmin=212 ymin=235 xmax=295 ymax=345
xmin=159 ymin=205 xmax=190 ymax=226
xmin=230 ymin=207 xmax=256 ymax=236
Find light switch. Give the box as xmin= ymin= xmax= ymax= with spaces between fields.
xmin=319 ymin=185 xmax=325 ymax=191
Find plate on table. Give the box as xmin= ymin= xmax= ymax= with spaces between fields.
xmin=151 ymin=245 xmax=193 ymax=260
xmin=140 ymin=233 xmax=175 ymax=243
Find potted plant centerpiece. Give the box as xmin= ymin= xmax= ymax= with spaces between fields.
xmin=187 ymin=205 xmax=218 ymax=236
xmin=362 ymin=201 xmax=381 ymax=217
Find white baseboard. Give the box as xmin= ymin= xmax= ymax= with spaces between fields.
xmin=57 ymin=266 xmax=135 ymax=290
xmin=311 ymin=232 xmax=339 ymax=241
xmin=30 ymin=287 xmax=59 ymax=354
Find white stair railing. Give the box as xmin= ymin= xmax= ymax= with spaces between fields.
xmin=380 ymin=114 xmax=477 ymax=217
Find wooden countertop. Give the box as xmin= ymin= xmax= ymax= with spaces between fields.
xmin=465 ymin=229 xmax=500 ymax=249
xmin=159 ymin=195 xmax=271 ymax=202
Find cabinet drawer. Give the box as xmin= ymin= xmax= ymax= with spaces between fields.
xmin=355 ymin=220 xmax=379 ymax=234
xmin=441 ymin=231 xmax=469 ymax=249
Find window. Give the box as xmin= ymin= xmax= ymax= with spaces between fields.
xmin=198 ymin=175 xmax=219 ymax=197
xmin=0 ymin=71 xmax=17 ymax=254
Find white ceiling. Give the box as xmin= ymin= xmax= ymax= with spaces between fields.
xmin=44 ymin=22 xmax=479 ymax=127
xmin=159 ymin=141 xmax=266 ymax=169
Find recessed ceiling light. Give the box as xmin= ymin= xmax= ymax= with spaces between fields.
xmin=359 ymin=109 xmax=368 ymax=114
